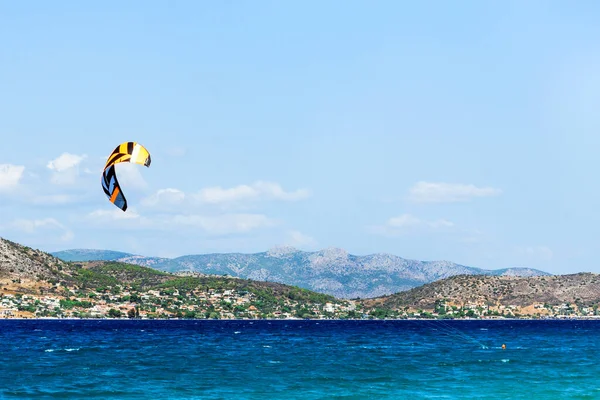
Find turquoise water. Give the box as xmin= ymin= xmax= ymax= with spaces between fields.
xmin=1 ymin=319 xmax=599 ymax=399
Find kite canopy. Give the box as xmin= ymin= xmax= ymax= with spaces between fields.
xmin=101 ymin=141 xmax=151 ymax=211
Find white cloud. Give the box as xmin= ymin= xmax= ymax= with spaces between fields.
xmin=168 ymin=213 xmax=278 ymax=235
xmin=59 ymin=230 xmax=75 ymax=242
xmin=387 ymin=214 xmax=454 ymax=229
xmin=408 ymin=181 xmax=502 ymax=203
xmin=428 ymin=219 xmax=455 ymax=229
xmin=47 ymin=153 xmax=87 ymax=172
xmin=84 ymin=207 xmax=278 ymax=236
xmin=284 ymin=230 xmax=318 ymax=249
xmin=47 ymin=153 xmax=88 ymax=185
xmin=387 ymin=214 xmax=422 ymax=228
xmin=50 ymin=171 xmax=77 ymax=185
xmin=140 ymin=188 xmax=185 ymax=207
xmin=140 ymin=181 xmax=310 ymax=212
xmin=110 ymin=163 xmax=148 ymax=190
xmin=518 ymin=245 xmax=554 ymax=261
xmin=0 ymin=164 xmax=25 ymax=190
xmin=458 ymin=229 xmax=485 ymax=244
xmin=368 ymin=213 xmax=454 ymax=236
xmin=9 ymin=218 xmax=59 ymax=233
xmin=194 ymin=181 xmax=310 ymax=205
xmin=88 ymin=208 xmax=142 ymax=221
xmin=6 ymin=217 xmax=73 ymax=243
xmin=31 ymin=194 xmax=75 ymax=205
xmin=82 ymin=208 xmax=156 ymax=232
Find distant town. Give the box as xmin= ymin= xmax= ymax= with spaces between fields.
xmin=1 ymin=284 xmax=359 ymax=320
xmin=3 ymin=237 xmax=600 ymax=321
xmin=2 ymin=284 xmax=599 ymax=320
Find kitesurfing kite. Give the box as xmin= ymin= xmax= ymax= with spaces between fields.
xmin=101 ymin=141 xmax=151 ymax=211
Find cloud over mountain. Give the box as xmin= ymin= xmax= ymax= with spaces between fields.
xmin=408 ymin=181 xmax=502 ymax=203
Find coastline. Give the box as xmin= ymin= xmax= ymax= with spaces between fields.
xmin=4 ymin=316 xmax=600 ymax=321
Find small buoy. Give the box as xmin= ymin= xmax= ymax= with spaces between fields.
xmin=502 ymin=344 xmax=506 ymax=350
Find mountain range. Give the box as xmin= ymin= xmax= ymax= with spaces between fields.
xmin=51 ymin=246 xmax=550 ymax=299
xmin=3 ymin=236 xmax=599 ymax=321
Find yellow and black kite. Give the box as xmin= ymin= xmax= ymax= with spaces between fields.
xmin=101 ymin=141 xmax=151 ymax=211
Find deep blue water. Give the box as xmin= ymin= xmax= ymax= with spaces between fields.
xmin=1 ymin=319 xmax=600 ymax=399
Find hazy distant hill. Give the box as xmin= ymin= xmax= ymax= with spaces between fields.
xmin=51 ymin=249 xmax=169 ymax=266
xmin=52 ymin=246 xmax=550 ymax=299
xmin=51 ymin=249 xmax=135 ymax=262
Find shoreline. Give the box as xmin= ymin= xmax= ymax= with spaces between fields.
xmin=3 ymin=316 xmax=600 ymax=321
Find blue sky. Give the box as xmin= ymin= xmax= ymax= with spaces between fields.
xmin=1 ymin=1 xmax=599 ymax=274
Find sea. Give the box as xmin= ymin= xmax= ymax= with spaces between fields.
xmin=1 ymin=319 xmax=599 ymax=399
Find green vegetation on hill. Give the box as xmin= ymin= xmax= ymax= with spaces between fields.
xmin=7 ymin=237 xmax=600 ymax=320
xmin=2 ymin=255 xmax=351 ymax=319
xmin=78 ymin=261 xmax=171 ymax=290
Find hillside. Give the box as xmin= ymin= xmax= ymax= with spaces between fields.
xmin=0 ymin=237 xmax=75 ymax=294
xmin=6 ymin=236 xmax=600 ymax=320
xmin=52 ymin=246 xmax=550 ymax=299
xmin=362 ymin=273 xmax=600 ymax=318
xmin=1 ymin=237 xmax=354 ymax=319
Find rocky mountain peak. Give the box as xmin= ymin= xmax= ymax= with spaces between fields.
xmin=266 ymin=246 xmax=299 ymax=258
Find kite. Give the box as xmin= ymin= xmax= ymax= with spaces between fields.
xmin=101 ymin=141 xmax=151 ymax=211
